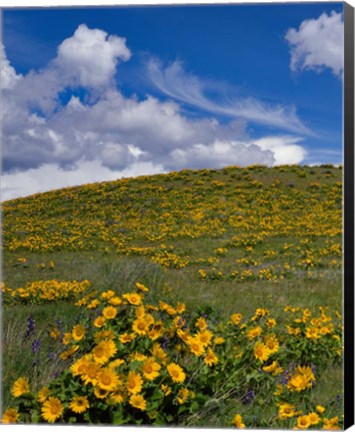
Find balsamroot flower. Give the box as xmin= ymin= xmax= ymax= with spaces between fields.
xmin=296 ymin=415 xmax=311 ymax=429
xmin=69 ymin=396 xmax=90 ymax=414
xmin=11 ymin=377 xmax=30 ymax=398
xmin=41 ymin=397 xmax=63 ymax=423
xmin=143 ymin=357 xmax=161 ymax=380
xmin=92 ymin=340 xmax=117 ymax=365
xmin=254 ymin=342 xmax=271 ymax=363
xmin=167 ymin=362 xmax=186 ymax=383
xmin=129 ymin=394 xmax=147 ymax=411
xmin=96 ymin=368 xmax=120 ymax=391
xmin=126 ymin=371 xmax=143 ymax=394
xmin=103 ymin=306 xmax=117 ymax=319
xmin=72 ymin=324 xmax=85 ymax=341
xmin=2 ymin=408 xmax=19 ymax=424
xmin=232 ymin=414 xmax=246 ymax=428
xmin=204 ymin=348 xmax=218 ymax=366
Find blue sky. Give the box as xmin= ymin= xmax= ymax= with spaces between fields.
xmin=1 ymin=2 xmax=344 ymax=200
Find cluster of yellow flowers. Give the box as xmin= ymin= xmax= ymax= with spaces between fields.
xmin=2 ymin=282 xmax=343 ymax=428
xmin=151 ymin=250 xmax=189 ymax=269
xmin=276 ymin=404 xmax=340 ymax=430
xmin=3 ymin=166 xmax=342 ymax=284
xmin=2 ymin=279 xmax=91 ymax=304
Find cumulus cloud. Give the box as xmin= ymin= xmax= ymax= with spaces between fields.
xmin=147 ymin=59 xmax=310 ymax=134
xmin=2 ymin=24 xmax=309 ymax=200
xmin=1 ymin=43 xmax=22 ymax=89
xmin=1 ymin=160 xmax=166 ymax=202
xmin=285 ymin=11 xmax=344 ymax=78
xmin=56 ymin=24 xmax=131 ymax=88
xmin=165 ymin=140 xmax=275 ymax=171
xmin=252 ymin=136 xmax=307 ymax=165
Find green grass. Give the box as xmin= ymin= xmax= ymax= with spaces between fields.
xmin=1 ymin=164 xmax=343 ymax=424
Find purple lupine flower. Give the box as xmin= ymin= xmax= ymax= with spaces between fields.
xmin=243 ymin=389 xmax=255 ymax=404
xmin=48 ymin=345 xmax=56 ymax=360
xmin=24 ymin=315 xmax=36 ymax=339
xmin=162 ymin=336 xmax=169 ymax=351
xmin=281 ymin=370 xmax=290 ymax=385
xmin=32 ymin=338 xmax=40 ymax=354
xmin=56 ymin=318 xmax=64 ymax=336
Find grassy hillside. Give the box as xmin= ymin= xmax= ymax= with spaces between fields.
xmin=1 ymin=164 xmax=343 ymax=427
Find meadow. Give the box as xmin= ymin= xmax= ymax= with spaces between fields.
xmin=1 ymin=164 xmax=343 ymax=428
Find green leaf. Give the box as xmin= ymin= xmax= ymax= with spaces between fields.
xmin=177 ymin=405 xmax=188 ymax=415
xmin=153 ymin=415 xmax=167 ymax=426
xmin=151 ymin=389 xmax=164 ymax=401
xmin=189 ymin=401 xmax=200 ymax=412
xmin=112 ymin=410 xmax=124 ymax=425
xmin=31 ymin=410 xmax=40 ymax=423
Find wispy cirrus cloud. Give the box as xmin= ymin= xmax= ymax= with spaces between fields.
xmin=146 ymin=59 xmax=311 ymax=135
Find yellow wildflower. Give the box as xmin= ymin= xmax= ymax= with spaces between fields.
xmin=129 ymin=394 xmax=146 ymax=411
xmin=72 ymin=324 xmax=85 ymax=341
xmin=322 ymin=416 xmax=340 ymax=430
xmin=96 ymin=368 xmax=120 ymax=391
xmin=92 ymin=339 xmax=117 ymax=365
xmin=177 ymin=388 xmax=189 ymax=404
xmin=135 ymin=282 xmax=149 ymax=292
xmin=296 ymin=415 xmax=311 ymax=429
xmin=41 ymin=397 xmax=63 ymax=423
xmin=308 ymin=412 xmax=320 ymax=425
xmin=167 ymin=362 xmax=186 ymax=383
xmin=204 ymin=348 xmax=218 ymax=366
xmin=247 ymin=326 xmax=262 ymax=341
xmin=278 ymin=403 xmax=297 ymax=419
xmin=232 ymin=414 xmax=246 ymax=428
xmin=69 ymin=396 xmax=90 ymax=414
xmin=187 ymin=336 xmax=205 ymax=357
xmin=123 ymin=292 xmax=142 ymax=305
xmin=102 ymin=306 xmax=117 ymax=319
xmin=126 ymin=371 xmax=143 ymax=394
xmin=142 ymin=357 xmax=161 ymax=380
xmin=254 ymin=342 xmax=270 ymax=362
xmin=38 ymin=386 xmax=50 ymax=403
xmin=12 ymin=377 xmax=30 ymax=398
xmin=2 ymin=408 xmax=19 ymax=424
xmin=231 ymin=313 xmax=243 ymax=325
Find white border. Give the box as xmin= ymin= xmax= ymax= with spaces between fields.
xmin=0 ymin=0 xmax=354 ymax=8
xmin=0 ymin=1 xmax=353 ymax=432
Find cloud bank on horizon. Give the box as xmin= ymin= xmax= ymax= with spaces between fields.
xmin=1 ymin=9 xmax=344 ymax=201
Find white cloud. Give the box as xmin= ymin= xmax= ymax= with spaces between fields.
xmin=2 ymin=134 xmax=308 ymax=200
xmin=1 ymin=160 xmax=166 ymax=201
xmin=285 ymin=11 xmax=344 ymax=78
xmin=1 ymin=43 xmax=22 ymax=89
xmin=252 ymin=136 xmax=307 ymax=165
xmin=2 ymin=24 xmax=309 ymax=200
xmin=56 ymin=24 xmax=131 ymax=88
xmin=147 ymin=59 xmax=310 ymax=134
xmin=165 ymin=140 xmax=275 ymax=170
xmin=2 ymin=24 xmax=132 ymax=117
